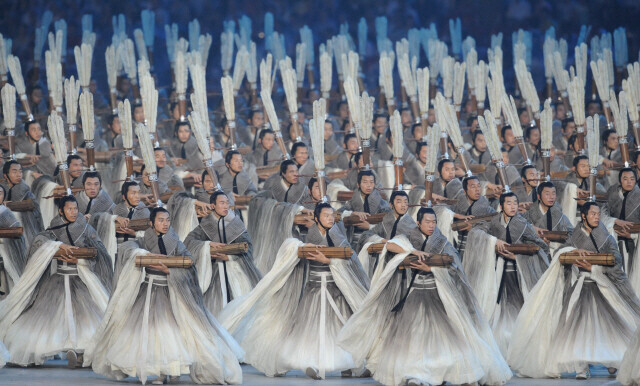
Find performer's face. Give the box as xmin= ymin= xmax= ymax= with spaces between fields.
xmin=133 ymin=106 xmax=144 ymax=123
xmin=359 ymin=175 xmax=376 ymax=195
xmin=84 ymin=177 xmax=101 ymax=199
xmin=152 ymin=212 xmax=170 ymax=234
xmin=346 ymin=138 xmax=359 ymax=154
xmin=502 ymin=128 xmax=516 ymax=146
xmin=177 ymin=125 xmax=191 ymax=143
xmin=605 ymin=132 xmax=619 ymax=150
xmin=465 ymin=178 xmax=481 ymax=201
xmin=213 ymin=195 xmax=230 ymax=217
xmin=412 ymin=125 xmax=423 ymax=140
xmin=110 ymin=117 xmax=121 ymax=134
xmin=125 ymin=185 xmax=141 ymax=206
xmin=283 ymin=164 xmax=299 ymax=184
xmin=261 ymin=133 xmax=275 ymax=150
xmin=523 ymin=168 xmax=540 ymax=187
xmin=575 ymin=159 xmax=590 ymax=178
xmin=61 ymin=201 xmax=79 ymax=223
xmin=527 ymin=128 xmax=540 ymax=146
xmin=418 ymin=213 xmax=437 ymax=236
xmin=620 ymin=171 xmax=637 ymax=192
xmin=401 ymin=110 xmax=413 ymax=127
xmin=293 ymin=146 xmax=308 ymax=165
xmin=583 ymin=205 xmax=601 ymax=227
xmin=474 ymin=133 xmax=487 ymax=152
xmin=202 ymin=174 xmax=214 ymax=190
xmin=427 ymin=108 xmax=436 ymax=125
xmin=418 ymin=145 xmax=428 ymax=164
xmin=501 ymin=196 xmax=518 ymax=217
xmin=562 ymin=120 xmax=575 ymax=136
xmin=249 ymin=112 xmax=264 ymax=128
xmin=392 ymin=196 xmax=409 ymax=215
xmin=310 ymin=181 xmax=322 ymax=201
xmin=439 ymin=161 xmax=455 ymax=182
xmin=317 ymin=207 xmax=335 ymax=229
xmin=5 ymin=163 xmax=22 ymax=185
xmin=227 ymin=153 xmax=244 ymax=173
xmin=142 ymin=171 xmax=151 ymax=186
xmin=154 ymin=149 xmax=167 ymax=168
xmin=69 ymin=158 xmax=84 ymax=178
xmin=373 ymin=117 xmax=388 ymax=134
xmin=539 ymin=187 xmax=556 ymax=207
xmin=324 ymin=122 xmax=334 ymax=140
xmin=0 ymin=188 xmax=5 ymax=204
xmin=27 ymin=122 xmax=43 ymax=142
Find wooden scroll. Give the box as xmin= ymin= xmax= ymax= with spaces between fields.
xmin=256 ymin=164 xmax=280 ymax=176
xmin=368 ymin=242 xmax=386 ymax=254
xmin=559 ymin=252 xmax=614 ymax=266
xmin=116 ymin=217 xmax=150 ymax=232
xmin=469 ymin=164 xmax=486 ymax=174
xmin=328 ymin=169 xmax=349 ymax=180
xmin=51 ymin=186 xmax=84 ymax=197
xmin=325 ymin=153 xmax=340 ymax=162
xmin=337 ymin=191 xmax=354 ymax=201
xmin=297 ymin=245 xmax=354 ymax=259
xmin=6 ymin=199 xmax=35 ymax=212
xmin=53 ymin=247 xmax=97 ymax=259
xmin=503 ymin=244 xmax=540 ymax=255
xmin=614 ymin=223 xmax=640 ymax=234
xmin=399 ymin=253 xmax=454 ymax=269
xmin=0 ymin=227 xmax=23 ymax=238
xmin=234 ymin=195 xmax=252 ymax=206
xmin=135 ymin=254 xmax=194 ymax=268
xmin=211 ymin=242 xmax=249 ymax=256
xmin=451 ymin=212 xmax=499 ymax=232
xmin=541 ymin=230 xmax=569 ymax=243
xmin=341 ymin=212 xmax=386 ymax=227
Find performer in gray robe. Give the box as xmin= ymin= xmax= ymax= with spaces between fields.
xmin=432 ymin=159 xmax=465 ymax=201
xmin=184 ymin=191 xmax=261 ymax=317
xmin=168 ymin=121 xmax=203 ymax=172
xmin=511 ymin=165 xmax=541 ymax=205
xmin=0 ymin=184 xmax=29 ymax=296
xmin=452 ymin=176 xmax=496 ymax=259
xmin=263 ymin=160 xmax=306 ymax=204
xmin=56 ymin=154 xmax=86 ymax=189
xmin=0 ymin=196 xmax=112 ymax=368
xmin=76 ymin=172 xmax=116 ymax=219
xmin=244 ymin=129 xmax=283 ymax=168
xmin=2 ymin=160 xmax=44 ymax=246
xmin=155 ymin=147 xmax=186 ymax=189
xmin=112 ymin=181 xmax=150 ymax=244
xmin=15 ymin=120 xmax=57 ymax=177
xmin=523 ymin=181 xmax=574 ymax=235
xmin=218 ymin=150 xmax=258 ymax=199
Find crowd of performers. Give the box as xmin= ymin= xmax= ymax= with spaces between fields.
xmin=1 ymin=9 xmax=640 ymax=386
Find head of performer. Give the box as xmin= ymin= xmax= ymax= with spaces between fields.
xmin=280 ymin=159 xmax=299 ymax=186
xmin=587 ymin=100 xmax=603 ymax=117
xmin=210 ymin=191 xmax=230 ymax=218
xmin=132 ymin=103 xmax=145 ymax=123
xmin=220 ymin=118 xmax=233 ymax=138
xmin=416 ymin=207 xmax=437 ymax=237
xmin=66 ymin=154 xmax=84 ymax=179
xmin=499 ymin=191 xmax=519 ymax=220
xmin=225 ymin=150 xmax=243 ymax=176
xmin=258 ymin=128 xmax=275 ymax=151
xmin=0 ymin=184 xmax=6 ymax=205
xmin=500 ymin=125 xmax=516 ymax=148
xmin=437 ymin=159 xmax=455 ymax=184
xmin=291 ymin=142 xmax=309 ymax=166
xmin=3 ymin=160 xmax=22 ymax=187
xmin=58 ymin=195 xmax=79 ymax=224
xmin=169 ymin=102 xmax=180 ymax=121
xmin=24 ymin=119 xmax=43 ymax=144
xmin=555 ymin=103 xmax=567 ymax=120
xmin=400 ymin=108 xmax=413 ymax=128
xmin=561 ymin=117 xmax=575 ymax=138
xmin=175 ymin=121 xmax=192 ymax=144
xmin=340 ymin=118 xmax=353 ymax=133
xmin=411 ymin=123 xmax=423 ymax=141
xmin=580 ymin=201 xmax=601 ymax=231
xmin=416 ymin=141 xmax=428 ymax=164
xmin=107 ymin=114 xmax=121 ymax=135
xmin=343 ymin=133 xmax=359 ymax=155
xmin=525 ymin=126 xmax=540 ymax=148
xmin=472 ymin=130 xmax=487 ymax=153
xmin=337 ymin=101 xmax=349 ymax=121
xmin=324 ymin=120 xmax=335 ymax=140
xmin=537 ymin=181 xmax=557 ymax=209
xmin=463 ymin=176 xmax=481 ymax=202
xmin=619 ymin=168 xmax=637 ymax=193
xmin=121 ymin=181 xmax=141 ymax=208
xmin=601 ymin=129 xmax=619 ymax=152
xmin=426 ymin=107 xmax=436 ymax=126
xmin=314 ymin=202 xmax=335 ymax=231
xmin=140 ymin=165 xmax=151 ymax=187
xmin=390 ymin=190 xmax=409 ymax=217
xmin=248 ymin=110 xmax=264 ymax=130
xmin=201 ymin=169 xmax=214 ymax=192
xmin=467 ymin=115 xmax=479 ymax=132
xmin=357 ymin=170 xmax=376 ymax=196
xmin=572 ymin=155 xmax=590 ymax=179
xmin=83 ymin=171 xmax=102 ymax=199
xmin=308 ymin=178 xmax=325 ymax=202
xmin=154 ymin=147 xmax=168 ymax=169
xmin=373 ymin=113 xmax=389 ymax=135
xmin=28 ymin=85 xmax=43 ymax=106
xmin=150 ymin=207 xmax=170 ymax=235
xmin=520 ymin=165 xmax=540 ymax=190
xmin=519 ymin=108 xmax=531 ymax=127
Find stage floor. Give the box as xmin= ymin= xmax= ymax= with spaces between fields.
xmin=0 ymin=361 xmax=623 ymax=385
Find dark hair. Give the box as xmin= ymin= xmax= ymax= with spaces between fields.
xmin=225 ymin=150 xmax=241 ymax=165
xmin=567 ymin=134 xmax=577 ymax=151
xmin=357 ymin=170 xmax=376 ymax=185
xmin=373 ymin=113 xmax=388 ymax=123
xmin=2 ymin=160 xmax=20 ymax=177
xmin=561 ymin=117 xmax=574 ymax=131
xmin=573 ymin=154 xmax=589 ymax=169
xmin=24 ymin=119 xmax=38 ymax=135
xmin=601 ymin=129 xmax=617 ymax=146
xmin=307 ymin=177 xmax=318 ymax=191
xmin=66 ymin=154 xmax=83 ymax=166
xmin=201 ymin=169 xmax=210 ymax=182
xmin=248 ymin=110 xmax=262 ymax=121
xmin=121 ymin=181 xmax=139 ymax=197
xmin=466 ymin=115 xmax=478 ymax=127
xmin=520 ymin=164 xmax=537 ymax=179
xmin=343 ymin=133 xmax=357 ymax=145
xmin=340 ymin=119 xmax=352 ymax=132
xmin=313 ymin=202 xmax=334 ymax=222
xmin=291 ymin=142 xmax=307 ymax=157
xmin=153 ymin=147 xmax=166 ymax=154
xmin=390 ymin=190 xmax=409 ymax=203
xmin=499 ymin=191 xmax=518 ymax=207
xmin=618 ymin=167 xmax=637 ymax=183
xmin=416 ymin=207 xmax=437 ymax=223
xmin=57 ymin=195 xmax=78 ymax=211
xmin=139 ymin=163 xmax=146 ymax=175
xmin=580 ymin=201 xmax=599 ymax=219
xmin=353 ymin=151 xmax=363 ymax=165
xmin=437 ymin=158 xmax=454 ymax=175
xmin=415 ymin=141 xmax=427 ymax=156
xmin=462 ymin=175 xmax=479 ymax=191
xmin=210 ymin=190 xmax=227 ymax=205
xmin=280 ymin=159 xmax=297 ymax=175
xmin=82 ymin=171 xmax=102 ymax=186
xmin=472 ymin=130 xmax=484 ymax=143
xmin=398 ymin=107 xmax=410 ymax=114
xmin=259 ymin=128 xmax=275 ymax=140
xmin=385 ymin=128 xmax=393 ymax=141
xmin=500 ymin=125 xmax=512 ymax=140
xmin=174 ymin=120 xmax=191 ymax=135
xmin=106 ymin=114 xmax=118 ymax=127
xmin=537 ymin=181 xmax=556 ymax=196
xmin=150 ymin=207 xmax=170 ymax=223
xmin=411 ymin=123 xmax=422 ymax=137
xmin=525 ymin=125 xmax=539 ymax=140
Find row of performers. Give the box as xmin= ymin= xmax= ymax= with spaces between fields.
xmin=0 ymin=159 xmax=640 ymax=385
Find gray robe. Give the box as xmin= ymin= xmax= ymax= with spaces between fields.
xmin=262 ymin=174 xmax=306 ymax=204
xmin=15 ymin=135 xmax=57 ymax=176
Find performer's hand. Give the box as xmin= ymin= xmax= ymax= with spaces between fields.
xmin=115 ymin=216 xmax=130 ymax=229
xmin=28 ymin=154 xmax=41 ymax=164
xmin=615 ymin=219 xmax=633 ymax=238
xmin=432 ymin=193 xmax=446 ymax=203
xmin=31 ymin=171 xmax=43 ymax=179
xmin=300 ymin=208 xmax=313 ymax=215
xmin=454 ymin=213 xmax=473 ymax=221
xmin=602 ymin=159 xmax=616 ymax=169
xmin=58 ymin=244 xmax=79 ymax=263
xmin=212 ymin=253 xmax=229 ymax=261
xmin=210 ymin=241 xmax=227 ymax=250
xmin=534 ymin=226 xmax=546 ymax=238
xmin=412 ymin=250 xmax=430 ymax=260
xmin=410 ymin=258 xmax=432 ymax=272
xmin=189 ymin=172 xmax=202 ymax=183
xmin=148 ymin=262 xmax=170 ymax=275
xmin=352 ymin=211 xmax=369 ymax=222
xmin=495 ymin=239 xmax=510 ymax=253
xmin=574 ymin=249 xmax=594 ymax=259
xmin=307 ymin=249 xmax=331 ymax=264
xmin=355 ymin=221 xmax=370 ymax=230
xmin=518 ymin=202 xmax=533 ymax=213
xmin=498 ymin=249 xmax=517 ymax=260
xmin=84 ymin=214 xmax=92 ymax=221
xmin=574 ymin=259 xmax=593 ymax=272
